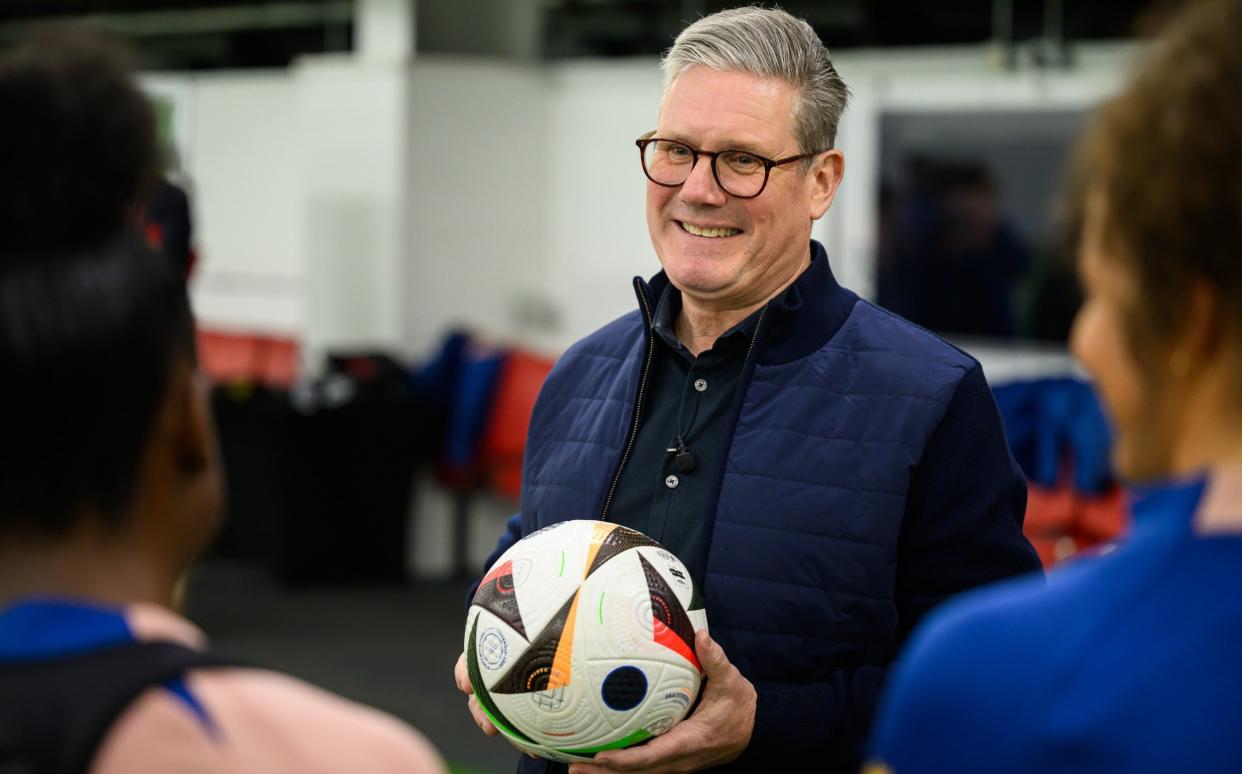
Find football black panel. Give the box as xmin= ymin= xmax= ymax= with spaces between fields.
xmin=472 ymin=564 xmax=528 ymax=640
xmin=586 ymin=526 xmax=664 ymax=578
xmin=638 ymin=554 xmax=696 ymax=656
xmin=491 ymin=592 xmax=577 ymax=695
xmin=601 ymin=666 xmax=648 ymax=711
xmin=466 ymin=615 xmax=536 ymax=744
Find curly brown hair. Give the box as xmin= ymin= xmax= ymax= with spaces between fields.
xmin=1074 ymin=0 xmax=1242 ymax=358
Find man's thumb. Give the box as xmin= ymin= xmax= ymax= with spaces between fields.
xmin=695 ymin=629 xmax=726 ymax=675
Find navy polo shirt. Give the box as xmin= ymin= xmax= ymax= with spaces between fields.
xmin=607 ymin=285 xmax=768 ymax=584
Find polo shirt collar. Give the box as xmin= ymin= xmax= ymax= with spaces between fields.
xmin=650 ymin=284 xmax=764 ymax=359
xmin=635 ymin=239 xmax=859 ymax=366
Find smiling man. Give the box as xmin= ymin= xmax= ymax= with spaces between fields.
xmin=455 ymin=8 xmax=1040 ymax=773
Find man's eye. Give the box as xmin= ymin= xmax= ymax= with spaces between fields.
xmin=663 ymin=143 xmax=693 ymax=160
xmin=725 ymin=152 xmax=762 ymax=172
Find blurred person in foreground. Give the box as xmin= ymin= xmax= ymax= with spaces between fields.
xmin=0 ymin=29 xmax=443 ymax=774
xmin=454 ymin=7 xmax=1040 ymax=773
xmin=867 ymin=1 xmax=1242 ymax=771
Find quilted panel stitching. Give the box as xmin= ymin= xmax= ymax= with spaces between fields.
xmin=708 ymin=517 xmax=897 ymax=551
xmin=721 ymin=469 xmax=907 ymax=499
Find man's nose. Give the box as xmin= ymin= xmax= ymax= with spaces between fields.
xmin=679 ymin=155 xmax=728 ymax=206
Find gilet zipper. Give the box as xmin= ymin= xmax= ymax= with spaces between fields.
xmin=741 ymin=304 xmax=770 ymax=373
xmin=599 ymin=278 xmax=656 ymax=522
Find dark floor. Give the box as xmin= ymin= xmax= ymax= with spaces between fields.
xmin=184 ymin=560 xmax=519 ymax=774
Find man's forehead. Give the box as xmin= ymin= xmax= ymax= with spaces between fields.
xmin=659 ymin=67 xmax=791 ymax=111
xmin=656 ymin=67 xmax=795 ymax=150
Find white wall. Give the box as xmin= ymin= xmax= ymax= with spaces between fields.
xmin=297 ymin=55 xmax=412 ymax=364
xmin=147 ymin=72 xmax=305 ymax=336
xmin=403 ymin=58 xmax=662 ymax=360
xmin=151 ymin=58 xmax=417 ymax=362
xmin=543 ymin=60 xmax=662 ymax=351
xmin=404 ymin=58 xmax=553 ymax=358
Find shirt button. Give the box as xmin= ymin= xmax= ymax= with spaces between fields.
xmin=694 ymin=378 xmax=708 ymax=392
xmin=665 ymin=474 xmax=680 ymax=489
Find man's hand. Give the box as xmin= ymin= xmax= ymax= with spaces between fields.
xmin=568 ymin=630 xmax=756 ymax=774
xmin=454 ymin=652 xmax=497 ymax=737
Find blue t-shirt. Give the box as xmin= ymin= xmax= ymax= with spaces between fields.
xmin=866 ymin=473 xmax=1242 ymax=773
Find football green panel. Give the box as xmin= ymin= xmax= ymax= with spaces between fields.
xmin=467 ymin=614 xmax=536 ymax=745
xmin=560 ymin=728 xmax=654 ymax=756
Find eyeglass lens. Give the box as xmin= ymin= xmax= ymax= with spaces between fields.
xmin=641 ymin=140 xmax=768 ymax=197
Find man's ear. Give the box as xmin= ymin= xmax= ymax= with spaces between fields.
xmin=809 ymin=149 xmax=845 ymax=221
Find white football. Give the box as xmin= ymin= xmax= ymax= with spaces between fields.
xmin=463 ymin=520 xmax=708 ymax=763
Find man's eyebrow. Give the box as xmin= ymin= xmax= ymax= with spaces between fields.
xmin=722 ymin=141 xmax=772 ymax=156
xmin=658 ymin=131 xmax=697 ymax=146
xmin=659 ymin=131 xmax=774 ymax=156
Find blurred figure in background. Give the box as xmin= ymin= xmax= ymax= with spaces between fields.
xmin=137 ymin=92 xmax=197 ymax=280
xmin=139 ymin=175 xmax=196 ymax=280
xmin=0 ymin=29 xmax=442 ymax=774
xmin=878 ymin=157 xmax=1032 ymax=338
xmin=867 ymin=0 xmax=1242 ymax=770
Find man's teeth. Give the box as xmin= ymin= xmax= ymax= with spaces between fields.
xmin=682 ymin=222 xmax=741 ymax=238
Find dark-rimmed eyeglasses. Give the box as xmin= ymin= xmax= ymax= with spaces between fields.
xmin=635 ymin=132 xmax=824 ymax=199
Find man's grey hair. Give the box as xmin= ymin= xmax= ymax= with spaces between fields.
xmin=660 ymin=6 xmax=850 ymax=157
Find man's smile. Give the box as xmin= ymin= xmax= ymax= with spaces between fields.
xmin=677 ymin=220 xmax=743 ymax=238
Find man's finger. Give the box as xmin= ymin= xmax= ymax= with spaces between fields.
xmin=454 ymin=653 xmax=473 ymax=694
xmin=695 ymin=629 xmax=730 ymax=678
xmin=592 ymin=724 xmax=688 ymax=771
xmin=584 ymin=752 xmax=649 ymax=772
xmin=467 ymin=695 xmax=498 ymax=736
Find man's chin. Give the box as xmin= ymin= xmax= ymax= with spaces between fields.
xmin=662 ymin=250 xmax=735 ymax=282
xmin=664 ymin=271 xmax=734 ymax=301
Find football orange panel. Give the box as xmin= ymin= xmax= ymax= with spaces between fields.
xmin=581 ymin=522 xmax=618 ymax=579
xmin=547 ymin=589 xmax=582 ymax=689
